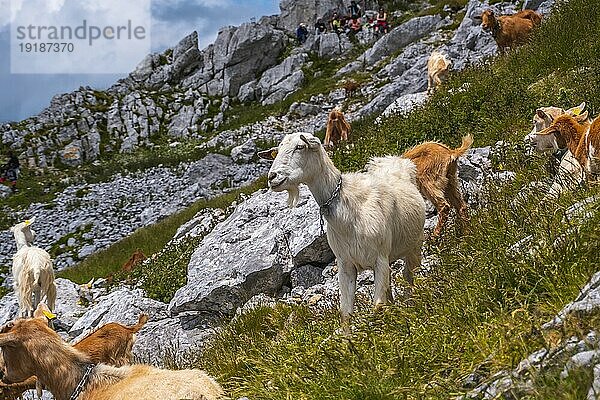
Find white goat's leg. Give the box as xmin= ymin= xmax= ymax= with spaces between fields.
xmin=46 ymin=280 xmax=57 ymax=311
xmin=338 ymin=259 xmax=357 ymax=331
xmin=32 ymin=284 xmax=41 ymax=317
xmin=374 ymin=255 xmax=391 ymax=308
xmin=403 ymin=251 xmax=421 ymax=287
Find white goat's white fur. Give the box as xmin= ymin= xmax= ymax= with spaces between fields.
xmin=10 ymin=219 xmax=56 ymax=318
xmin=266 ymin=132 xmax=425 ymax=326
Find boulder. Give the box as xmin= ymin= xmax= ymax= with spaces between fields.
xmin=69 ymin=288 xmax=170 ymax=339
xmin=256 ymin=53 xmax=308 ymax=105
xmin=288 ymin=102 xmax=321 ymax=118
xmin=231 ymin=139 xmax=258 ymax=164
xmin=278 ymin=0 xmax=345 ymax=32
xmin=360 ymin=15 xmax=443 ymax=66
xmin=378 ymin=92 xmax=428 ymax=121
xmin=313 ymin=33 xmax=353 ymax=59
xmin=170 ymin=187 xmax=335 ymax=317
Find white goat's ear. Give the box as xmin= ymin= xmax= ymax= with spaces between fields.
xmin=574 ymin=111 xmax=588 ymax=123
xmin=86 ymin=278 xmax=94 ymax=288
xmin=299 ymin=134 xmax=320 ymax=149
xmin=257 ymin=147 xmax=278 ymax=161
xmin=536 ymin=109 xmax=552 ymax=122
xmin=567 ymin=102 xmax=586 ymax=116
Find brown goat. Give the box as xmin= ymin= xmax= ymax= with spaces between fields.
xmin=324 ymin=108 xmax=351 ymax=148
xmin=342 ymin=80 xmax=360 ymax=98
xmin=0 ymin=318 xmax=223 ymax=400
xmin=513 ymin=9 xmax=543 ymax=27
xmin=121 ymin=249 xmax=146 ymax=273
xmin=537 ymin=114 xmax=600 ymax=177
xmin=403 ymin=135 xmax=474 ymax=236
xmin=0 ymin=305 xmax=149 ymax=400
xmin=480 ymin=9 xmax=538 ymax=52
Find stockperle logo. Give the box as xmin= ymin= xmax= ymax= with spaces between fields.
xmin=10 ymin=0 xmax=151 ymax=74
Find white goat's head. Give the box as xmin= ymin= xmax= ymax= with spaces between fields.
xmin=9 ymin=217 xmax=36 ymax=250
xmin=525 ymin=102 xmax=587 ymax=153
xmin=258 ymin=132 xmax=324 ymax=208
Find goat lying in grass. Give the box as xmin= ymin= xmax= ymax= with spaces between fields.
xmin=478 ymin=9 xmax=540 ymax=52
xmin=324 ymin=108 xmax=351 ymax=148
xmin=0 ymin=304 xmax=150 ymax=400
xmin=0 ymin=317 xmax=223 ymax=400
xmin=526 ymin=103 xmax=588 ymax=198
xmin=10 ymin=218 xmax=56 ymax=318
xmin=259 ymin=133 xmax=425 ymax=329
xmin=403 ymin=135 xmax=473 ymax=236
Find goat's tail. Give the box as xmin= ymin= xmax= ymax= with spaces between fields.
xmin=129 ymin=313 xmax=150 ymax=333
xmin=451 ymin=134 xmax=474 ymax=160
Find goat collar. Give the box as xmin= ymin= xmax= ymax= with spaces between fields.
xmin=69 ymin=364 xmax=95 ymax=400
xmin=319 ymin=175 xmax=342 ymax=215
xmin=318 ymin=175 xmax=342 ymax=235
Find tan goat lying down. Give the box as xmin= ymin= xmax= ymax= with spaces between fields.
xmin=403 ymin=135 xmax=473 ymax=236
xmin=0 ymin=305 xmax=150 ymax=400
xmin=0 ymin=318 xmax=223 ymax=400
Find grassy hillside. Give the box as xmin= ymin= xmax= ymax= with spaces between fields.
xmin=190 ymin=0 xmax=600 ymax=398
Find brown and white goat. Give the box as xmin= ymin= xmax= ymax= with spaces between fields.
xmin=479 ymin=9 xmax=538 ymax=52
xmin=537 ymin=113 xmax=600 ymax=178
xmin=403 ymin=135 xmax=473 ymax=236
xmin=324 ymin=108 xmax=351 ymax=148
xmin=0 ymin=304 xmax=150 ymax=400
xmin=342 ymin=80 xmax=360 ymax=98
xmin=427 ymin=51 xmax=452 ymax=94
xmin=0 ymin=318 xmax=223 ymax=400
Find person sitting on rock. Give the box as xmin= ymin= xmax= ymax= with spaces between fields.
xmin=348 ymin=16 xmax=362 ymax=35
xmin=330 ymin=12 xmax=343 ymax=34
xmin=0 ymin=151 xmax=20 ymax=193
xmin=375 ymin=7 xmax=389 ymax=35
xmin=348 ymin=1 xmax=361 ymax=19
xmin=296 ymin=23 xmax=309 ymax=44
xmin=315 ymin=18 xmax=327 ymax=34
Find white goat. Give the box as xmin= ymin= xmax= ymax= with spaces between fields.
xmin=9 ymin=218 xmax=56 ymax=318
xmin=525 ymin=102 xmax=587 ymax=198
xmin=259 ymin=133 xmax=425 ymax=328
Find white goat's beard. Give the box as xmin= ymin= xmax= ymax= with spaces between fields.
xmin=286 ymin=186 xmax=300 ymax=208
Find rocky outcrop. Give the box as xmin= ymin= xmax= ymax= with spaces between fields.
xmin=254 ymin=53 xmax=309 ymax=105
xmin=0 ymin=154 xmax=269 ymax=271
xmin=169 ymin=186 xmax=334 ymax=317
xmin=278 ymin=0 xmax=345 ymax=32
xmin=463 ymin=270 xmax=600 ymax=399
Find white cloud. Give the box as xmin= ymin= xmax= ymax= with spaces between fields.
xmin=10 ymin=0 xmax=152 ymax=74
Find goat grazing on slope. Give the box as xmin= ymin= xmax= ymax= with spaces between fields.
xmin=0 ymin=318 xmax=223 ymax=400
xmin=342 ymin=79 xmax=360 ymax=98
xmin=324 ymin=108 xmax=351 ymax=148
xmin=403 ymin=135 xmax=473 ymax=237
xmin=526 ymin=103 xmax=588 ymax=198
xmin=9 ymin=218 xmax=56 ymax=318
xmin=0 ymin=304 xmax=150 ymax=400
xmin=259 ymin=132 xmax=425 ymax=329
xmin=427 ymin=51 xmax=452 ymax=94
xmin=479 ymin=9 xmax=537 ymax=52
xmin=537 ymin=113 xmax=600 ymax=178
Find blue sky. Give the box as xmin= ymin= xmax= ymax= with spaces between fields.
xmin=0 ymin=0 xmax=280 ymax=122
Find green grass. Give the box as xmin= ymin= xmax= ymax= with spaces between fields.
xmin=186 ymin=0 xmax=600 ymax=398
xmin=58 ymin=177 xmax=267 ymax=286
